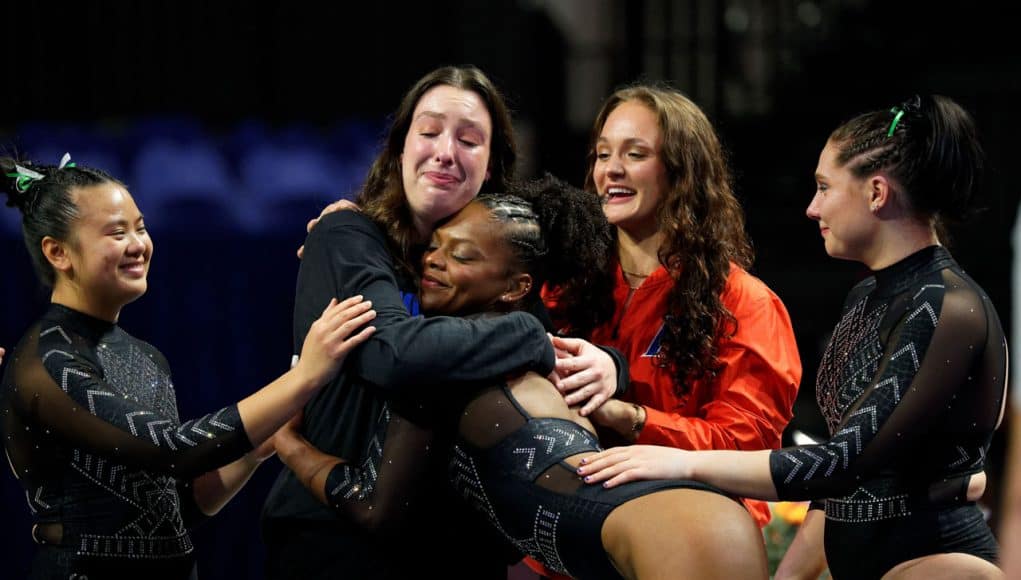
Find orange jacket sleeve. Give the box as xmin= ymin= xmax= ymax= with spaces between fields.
xmin=637 ymin=276 xmax=801 ymax=453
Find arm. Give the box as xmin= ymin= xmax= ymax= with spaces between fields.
xmin=275 ymin=405 xmax=433 ymax=535
xmin=582 ymin=282 xmax=991 ymax=502
xmin=594 ymin=287 xmax=801 ymax=452
xmin=550 ymin=336 xmax=627 ymax=415
xmin=578 ymin=446 xmax=778 ymax=498
xmin=295 ymin=211 xmax=554 ymax=395
xmin=774 ymin=507 xmax=828 ymax=580
xmin=189 ymin=449 xmax=268 ymax=516
xmin=19 ymin=298 xmax=373 ymax=480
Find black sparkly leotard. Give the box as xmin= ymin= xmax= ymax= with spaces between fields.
xmin=1 ymin=304 xmax=253 ymax=579
xmin=769 ymin=246 xmax=1006 ymax=579
xmin=450 ymin=384 xmax=730 ymax=580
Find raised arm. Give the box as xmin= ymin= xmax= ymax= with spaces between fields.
xmin=8 ymin=298 xmax=374 ymax=482
xmin=295 ymin=211 xmax=555 ymax=395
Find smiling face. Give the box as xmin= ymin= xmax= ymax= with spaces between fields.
xmin=401 ymin=84 xmax=493 ymax=239
xmin=591 ymin=100 xmax=671 ymax=239
xmin=806 ymin=140 xmax=878 ymax=262
xmin=55 ymin=183 xmax=152 ymax=317
xmin=418 ymin=201 xmax=522 ymax=316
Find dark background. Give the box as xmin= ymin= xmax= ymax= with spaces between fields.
xmin=1 ymin=1 xmax=1018 ymax=577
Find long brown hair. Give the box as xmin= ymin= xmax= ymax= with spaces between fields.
xmin=357 ymin=65 xmax=517 ymax=276
xmin=585 ymin=85 xmax=753 ymax=396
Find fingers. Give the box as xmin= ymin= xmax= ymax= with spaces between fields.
xmin=551 ymin=335 xmax=584 ymax=356
xmin=306 ymin=217 xmax=319 ymax=234
xmin=296 ymin=244 xmax=306 ymax=260
xmin=577 ymin=391 xmax=609 ymax=417
xmin=326 ymin=309 xmax=377 ymax=346
xmin=556 ymin=368 xmax=597 ymax=393
xmin=320 ymin=297 xmax=339 ymax=317
xmin=546 ymin=369 xmax=563 ymax=384
xmin=334 ymin=294 xmax=367 ymax=311
xmin=576 ymin=448 xmax=633 ymax=487
xmin=321 ymin=295 xmax=371 ymax=324
xmin=554 ymin=356 xmax=579 ymax=377
xmin=339 ymin=326 xmax=376 ymax=353
xmin=312 ymin=297 xmax=376 ymax=354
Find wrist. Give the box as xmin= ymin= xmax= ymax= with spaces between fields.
xmin=274 ymin=432 xmax=306 ymax=465
xmin=287 ymin=365 xmax=320 ymax=395
xmin=681 ymin=449 xmax=699 ymax=480
xmin=629 ymin=403 xmax=646 ymax=442
xmin=631 ymin=403 xmax=646 ymax=436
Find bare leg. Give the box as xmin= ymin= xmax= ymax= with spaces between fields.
xmin=882 ymin=553 xmax=1002 ymax=580
xmin=600 ymin=488 xmax=769 ymax=580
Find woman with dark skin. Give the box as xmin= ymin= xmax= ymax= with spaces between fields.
xmin=580 ymin=95 xmax=1006 ymax=580
xmin=261 ymin=66 xmax=619 ymax=580
xmin=0 ymin=156 xmax=374 ymax=579
xmin=276 ymin=176 xmax=770 ymax=580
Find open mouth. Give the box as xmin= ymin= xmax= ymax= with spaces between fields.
xmin=604 ymin=186 xmax=637 ymax=202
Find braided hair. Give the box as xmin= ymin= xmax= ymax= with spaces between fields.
xmin=1 ymin=157 xmax=121 ymax=286
xmin=477 ymin=174 xmax=615 ymax=337
xmin=829 ymin=95 xmax=984 ymax=232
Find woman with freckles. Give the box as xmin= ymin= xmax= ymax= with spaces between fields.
xmin=579 ymin=95 xmax=1006 ymax=580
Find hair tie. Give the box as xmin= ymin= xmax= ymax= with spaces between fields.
xmin=887 ymin=107 xmax=905 ymax=138
xmin=5 ymin=164 xmax=45 ymax=193
xmin=58 ymin=152 xmax=76 ymax=170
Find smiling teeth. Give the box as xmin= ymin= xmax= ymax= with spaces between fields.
xmin=606 ymin=187 xmax=635 ymax=197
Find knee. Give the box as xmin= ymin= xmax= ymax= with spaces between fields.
xmin=883 ymin=553 xmax=1003 ymax=580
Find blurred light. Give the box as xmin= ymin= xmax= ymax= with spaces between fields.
xmin=724 ymin=5 xmax=750 ymax=33
xmin=792 ymin=429 xmax=822 ymax=445
xmin=797 ymin=1 xmax=822 ymax=28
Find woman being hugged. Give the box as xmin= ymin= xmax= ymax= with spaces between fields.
xmin=580 ymin=95 xmax=1006 ymax=580
xmin=278 ymin=175 xmax=771 ymax=579
xmin=0 ymin=156 xmax=374 ymax=579
xmin=260 ymin=66 xmax=619 ymax=579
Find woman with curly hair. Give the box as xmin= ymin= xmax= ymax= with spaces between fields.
xmin=580 ymin=95 xmax=1005 ymax=579
xmin=543 ymin=84 xmax=801 ymax=534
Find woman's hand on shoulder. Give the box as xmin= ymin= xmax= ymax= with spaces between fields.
xmin=576 ymin=445 xmax=690 ymax=488
xmin=297 ymin=199 xmax=362 ymax=259
xmin=549 ymin=336 xmax=617 ymax=416
xmin=294 ymin=296 xmax=376 ymax=387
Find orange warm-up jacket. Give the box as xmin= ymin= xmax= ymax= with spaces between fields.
xmin=527 ymin=263 xmax=801 ymax=579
